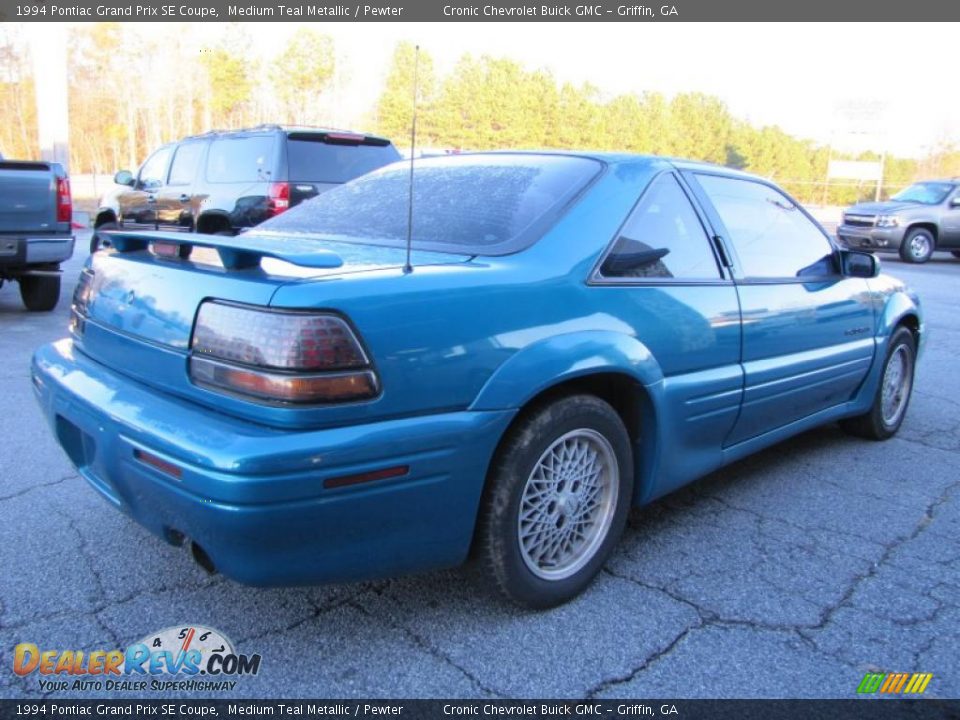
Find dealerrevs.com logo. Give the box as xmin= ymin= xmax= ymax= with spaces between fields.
xmin=13 ymin=625 xmax=261 ymax=693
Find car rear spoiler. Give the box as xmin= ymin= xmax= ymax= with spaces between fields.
xmin=102 ymin=230 xmax=344 ymax=270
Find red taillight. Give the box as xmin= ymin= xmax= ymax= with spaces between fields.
xmin=323 ymin=132 xmax=365 ymax=144
xmin=267 ymin=182 xmax=290 ymax=217
xmin=189 ymin=301 xmax=378 ymax=404
xmin=56 ymin=177 xmax=72 ymax=223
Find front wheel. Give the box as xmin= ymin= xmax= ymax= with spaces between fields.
xmin=477 ymin=394 xmax=634 ymax=609
xmin=899 ymin=228 xmax=935 ymax=264
xmin=841 ymin=327 xmax=916 ymax=440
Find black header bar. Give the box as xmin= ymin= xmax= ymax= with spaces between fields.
xmin=1 ymin=0 xmax=959 ymax=21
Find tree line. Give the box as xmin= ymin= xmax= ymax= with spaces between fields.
xmin=1 ymin=26 xmax=958 ymax=205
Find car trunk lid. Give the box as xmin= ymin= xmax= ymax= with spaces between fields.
xmin=79 ymin=229 xmax=469 ymax=349
xmin=74 ymin=229 xmax=470 ymax=427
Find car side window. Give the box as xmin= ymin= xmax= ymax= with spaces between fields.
xmin=138 ymin=146 xmax=173 ymax=190
xmin=206 ymin=136 xmax=276 ymax=183
xmin=167 ymin=142 xmax=205 ymax=187
xmin=696 ymin=174 xmax=837 ymax=279
xmin=599 ymin=173 xmax=720 ymax=280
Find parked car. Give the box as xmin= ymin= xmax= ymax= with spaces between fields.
xmin=34 ymin=152 xmax=923 ymax=608
xmin=836 ymin=179 xmax=960 ymax=263
xmin=91 ymin=125 xmax=401 ymax=253
xmin=0 ymin=154 xmax=74 ymax=310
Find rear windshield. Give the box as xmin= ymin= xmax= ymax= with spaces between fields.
xmin=206 ymin=135 xmax=277 ymax=183
xmin=286 ymin=136 xmax=401 ymax=183
xmin=251 ymin=154 xmax=603 ymax=255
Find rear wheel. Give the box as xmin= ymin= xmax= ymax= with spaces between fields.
xmin=90 ymin=221 xmax=117 ymax=254
xmin=952 ymin=251 xmax=960 ymax=259
xmin=841 ymin=327 xmax=916 ymax=440
xmin=477 ymin=394 xmax=633 ymax=608
xmin=19 ymin=274 xmax=61 ymax=312
xmin=899 ymin=228 xmax=935 ymax=263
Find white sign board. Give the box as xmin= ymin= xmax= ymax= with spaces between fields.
xmin=827 ymin=160 xmax=882 ymax=181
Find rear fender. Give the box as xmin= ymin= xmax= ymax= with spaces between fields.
xmin=469 ymin=330 xmax=666 ymax=505
xmin=469 ymin=330 xmax=663 ymax=411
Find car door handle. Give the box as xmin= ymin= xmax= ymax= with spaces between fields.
xmin=179 ymin=194 xmax=190 ymax=203
xmin=712 ymin=235 xmax=732 ymax=268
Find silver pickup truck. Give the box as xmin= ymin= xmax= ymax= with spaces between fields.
xmin=0 ymin=153 xmax=75 ymax=310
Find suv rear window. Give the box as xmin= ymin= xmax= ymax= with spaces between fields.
xmin=286 ymin=135 xmax=401 ymax=183
xmin=252 ymin=154 xmax=602 ymax=255
xmin=206 ymin=135 xmax=276 ymax=183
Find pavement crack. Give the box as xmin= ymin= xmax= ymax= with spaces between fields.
xmin=346 ymin=598 xmax=504 ymax=699
xmin=802 ymin=477 xmax=960 ymax=643
xmin=231 ymin=589 xmax=368 ymax=646
xmin=584 ymin=619 xmax=703 ymax=699
xmin=603 ymin=567 xmax=714 ymax=623
xmin=0 ymin=473 xmax=77 ymax=502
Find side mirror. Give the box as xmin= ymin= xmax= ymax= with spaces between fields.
xmin=841 ymin=249 xmax=880 ymax=278
xmin=950 ymin=196 xmax=960 ymax=208
xmin=114 ymin=170 xmax=134 ymax=187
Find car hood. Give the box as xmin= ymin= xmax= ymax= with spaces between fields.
xmin=845 ymin=201 xmax=920 ymax=216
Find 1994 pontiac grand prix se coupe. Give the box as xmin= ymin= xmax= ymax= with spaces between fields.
xmin=32 ymin=152 xmax=924 ymax=608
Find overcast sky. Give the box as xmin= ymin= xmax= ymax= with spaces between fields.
xmin=146 ymin=22 xmax=960 ymax=157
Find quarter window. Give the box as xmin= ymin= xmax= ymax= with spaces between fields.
xmin=599 ymin=173 xmax=720 ymax=280
xmin=167 ymin=142 xmax=205 ymax=186
xmin=696 ymin=174 xmax=836 ymax=279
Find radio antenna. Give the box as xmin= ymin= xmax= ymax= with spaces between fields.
xmin=404 ymin=45 xmax=421 ymax=275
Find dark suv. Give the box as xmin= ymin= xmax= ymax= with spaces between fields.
xmin=92 ymin=125 xmax=401 ymax=252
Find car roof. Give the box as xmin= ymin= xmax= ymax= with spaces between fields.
xmin=447 ymin=149 xmax=767 ymax=182
xmin=179 ymin=124 xmax=393 ymax=144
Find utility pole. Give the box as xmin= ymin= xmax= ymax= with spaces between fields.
xmin=26 ymin=23 xmax=70 ymax=172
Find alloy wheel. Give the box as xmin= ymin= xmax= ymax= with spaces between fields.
xmin=517 ymin=428 xmax=619 ymax=581
xmin=881 ymin=345 xmax=913 ymax=427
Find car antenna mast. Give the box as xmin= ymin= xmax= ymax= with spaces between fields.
xmin=404 ymin=45 xmax=420 ymax=275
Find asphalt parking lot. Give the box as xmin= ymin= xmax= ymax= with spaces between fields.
xmin=1 ymin=230 xmax=958 ymax=700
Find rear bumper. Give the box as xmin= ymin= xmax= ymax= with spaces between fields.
xmin=0 ymin=234 xmax=74 ymax=269
xmin=31 ymin=339 xmax=514 ymax=586
xmin=836 ymin=225 xmax=905 ymax=252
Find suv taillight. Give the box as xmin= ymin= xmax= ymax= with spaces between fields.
xmin=267 ymin=182 xmax=290 ymax=217
xmin=56 ymin=177 xmax=72 ymax=223
xmin=189 ymin=301 xmax=378 ymax=404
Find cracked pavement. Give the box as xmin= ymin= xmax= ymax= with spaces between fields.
xmin=1 ymin=232 xmax=957 ymax=699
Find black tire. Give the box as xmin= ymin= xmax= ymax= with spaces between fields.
xmin=840 ymin=327 xmax=916 ymax=440
xmin=19 ymin=275 xmax=61 ymax=312
xmin=91 ymin=221 xmax=118 ymax=254
xmin=899 ymin=228 xmax=935 ymax=264
xmin=477 ymin=394 xmax=634 ymax=609
xmin=952 ymin=251 xmax=960 ymax=259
